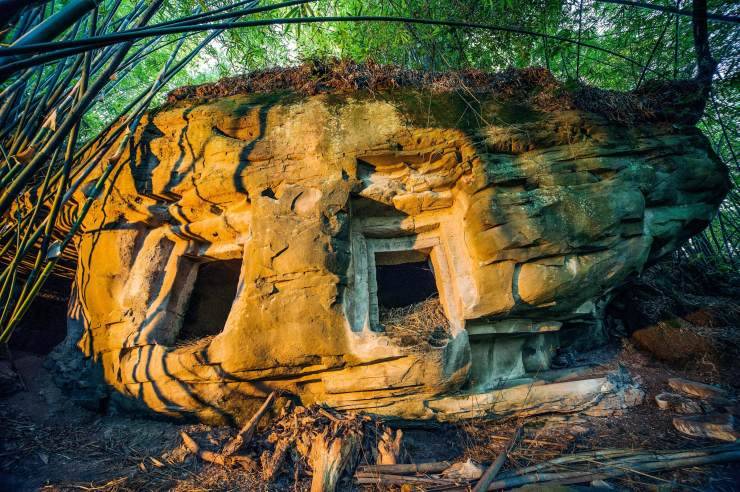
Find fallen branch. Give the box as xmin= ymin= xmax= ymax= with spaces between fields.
xmin=354 ymin=473 xmax=455 ymax=486
xmin=179 ymin=431 xmax=256 ymax=471
xmin=221 ymin=391 xmax=276 ymax=457
xmin=498 ymin=443 xmax=740 ymax=479
xmin=318 ymin=407 xmax=342 ymax=422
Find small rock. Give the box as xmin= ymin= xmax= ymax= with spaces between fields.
xmin=672 ymin=413 xmax=738 ymax=442
xmin=585 ymin=372 xmax=645 ymax=417
xmin=441 ymin=459 xmax=484 ymax=480
xmin=655 ymin=392 xmax=704 ymax=414
xmin=631 ymin=318 xmax=716 ymax=366
xmin=667 ymin=377 xmax=729 ymax=401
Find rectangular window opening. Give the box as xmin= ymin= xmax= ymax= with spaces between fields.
xmin=177 ymin=259 xmax=241 ymax=343
xmin=375 ymin=250 xmax=450 ymax=349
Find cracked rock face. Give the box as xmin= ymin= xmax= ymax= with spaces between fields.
xmin=53 ymin=88 xmax=728 ymax=424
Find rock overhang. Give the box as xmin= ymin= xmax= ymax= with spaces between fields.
xmin=50 ymin=64 xmax=730 ymax=424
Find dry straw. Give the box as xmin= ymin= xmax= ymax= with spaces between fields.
xmin=379 ymin=296 xmax=451 ymax=352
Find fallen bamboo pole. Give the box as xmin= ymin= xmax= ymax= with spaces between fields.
xmin=354 ymin=473 xmax=456 ymax=485
xmin=498 ymin=443 xmax=740 ymax=479
xmin=356 ymin=461 xmax=453 ymax=475
xmin=486 ymin=448 xmax=740 ymax=490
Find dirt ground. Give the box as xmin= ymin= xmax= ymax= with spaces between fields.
xmin=1 ymin=259 xmax=739 ymax=491
xmin=0 ymin=340 xmax=736 ymax=491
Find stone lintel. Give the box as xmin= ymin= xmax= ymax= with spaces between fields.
xmin=466 ymin=318 xmax=563 ymax=337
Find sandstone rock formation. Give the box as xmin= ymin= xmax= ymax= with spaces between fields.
xmin=49 ymin=68 xmax=729 ymax=424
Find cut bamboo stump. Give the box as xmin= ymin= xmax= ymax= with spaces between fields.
xmin=377 ymin=427 xmax=403 ymax=465
xmin=309 ymin=427 xmax=362 ymax=492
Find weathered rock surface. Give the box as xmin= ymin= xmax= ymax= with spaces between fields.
xmin=49 ymin=71 xmax=729 ymax=424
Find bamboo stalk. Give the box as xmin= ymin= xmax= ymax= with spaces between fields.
xmin=356 ymin=461 xmax=453 ymax=475
xmin=0 ymin=10 xmax=226 ymax=333
xmin=0 ymin=0 xmax=99 ymax=79
xmin=596 ymin=0 xmax=739 ymax=24
xmin=0 ymin=0 xmax=164 ymax=217
xmin=485 ymin=449 xmax=740 ymax=490
xmin=354 ymin=473 xmax=453 ymax=485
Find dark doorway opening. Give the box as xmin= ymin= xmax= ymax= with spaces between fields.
xmin=375 ymin=257 xmax=438 ymax=308
xmin=178 ymin=259 xmax=241 ymax=342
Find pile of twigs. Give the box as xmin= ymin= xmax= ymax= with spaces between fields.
xmin=179 ymin=392 xmax=400 ymax=491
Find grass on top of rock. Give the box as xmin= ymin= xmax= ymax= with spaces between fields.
xmin=165 ymin=58 xmax=708 ymax=125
